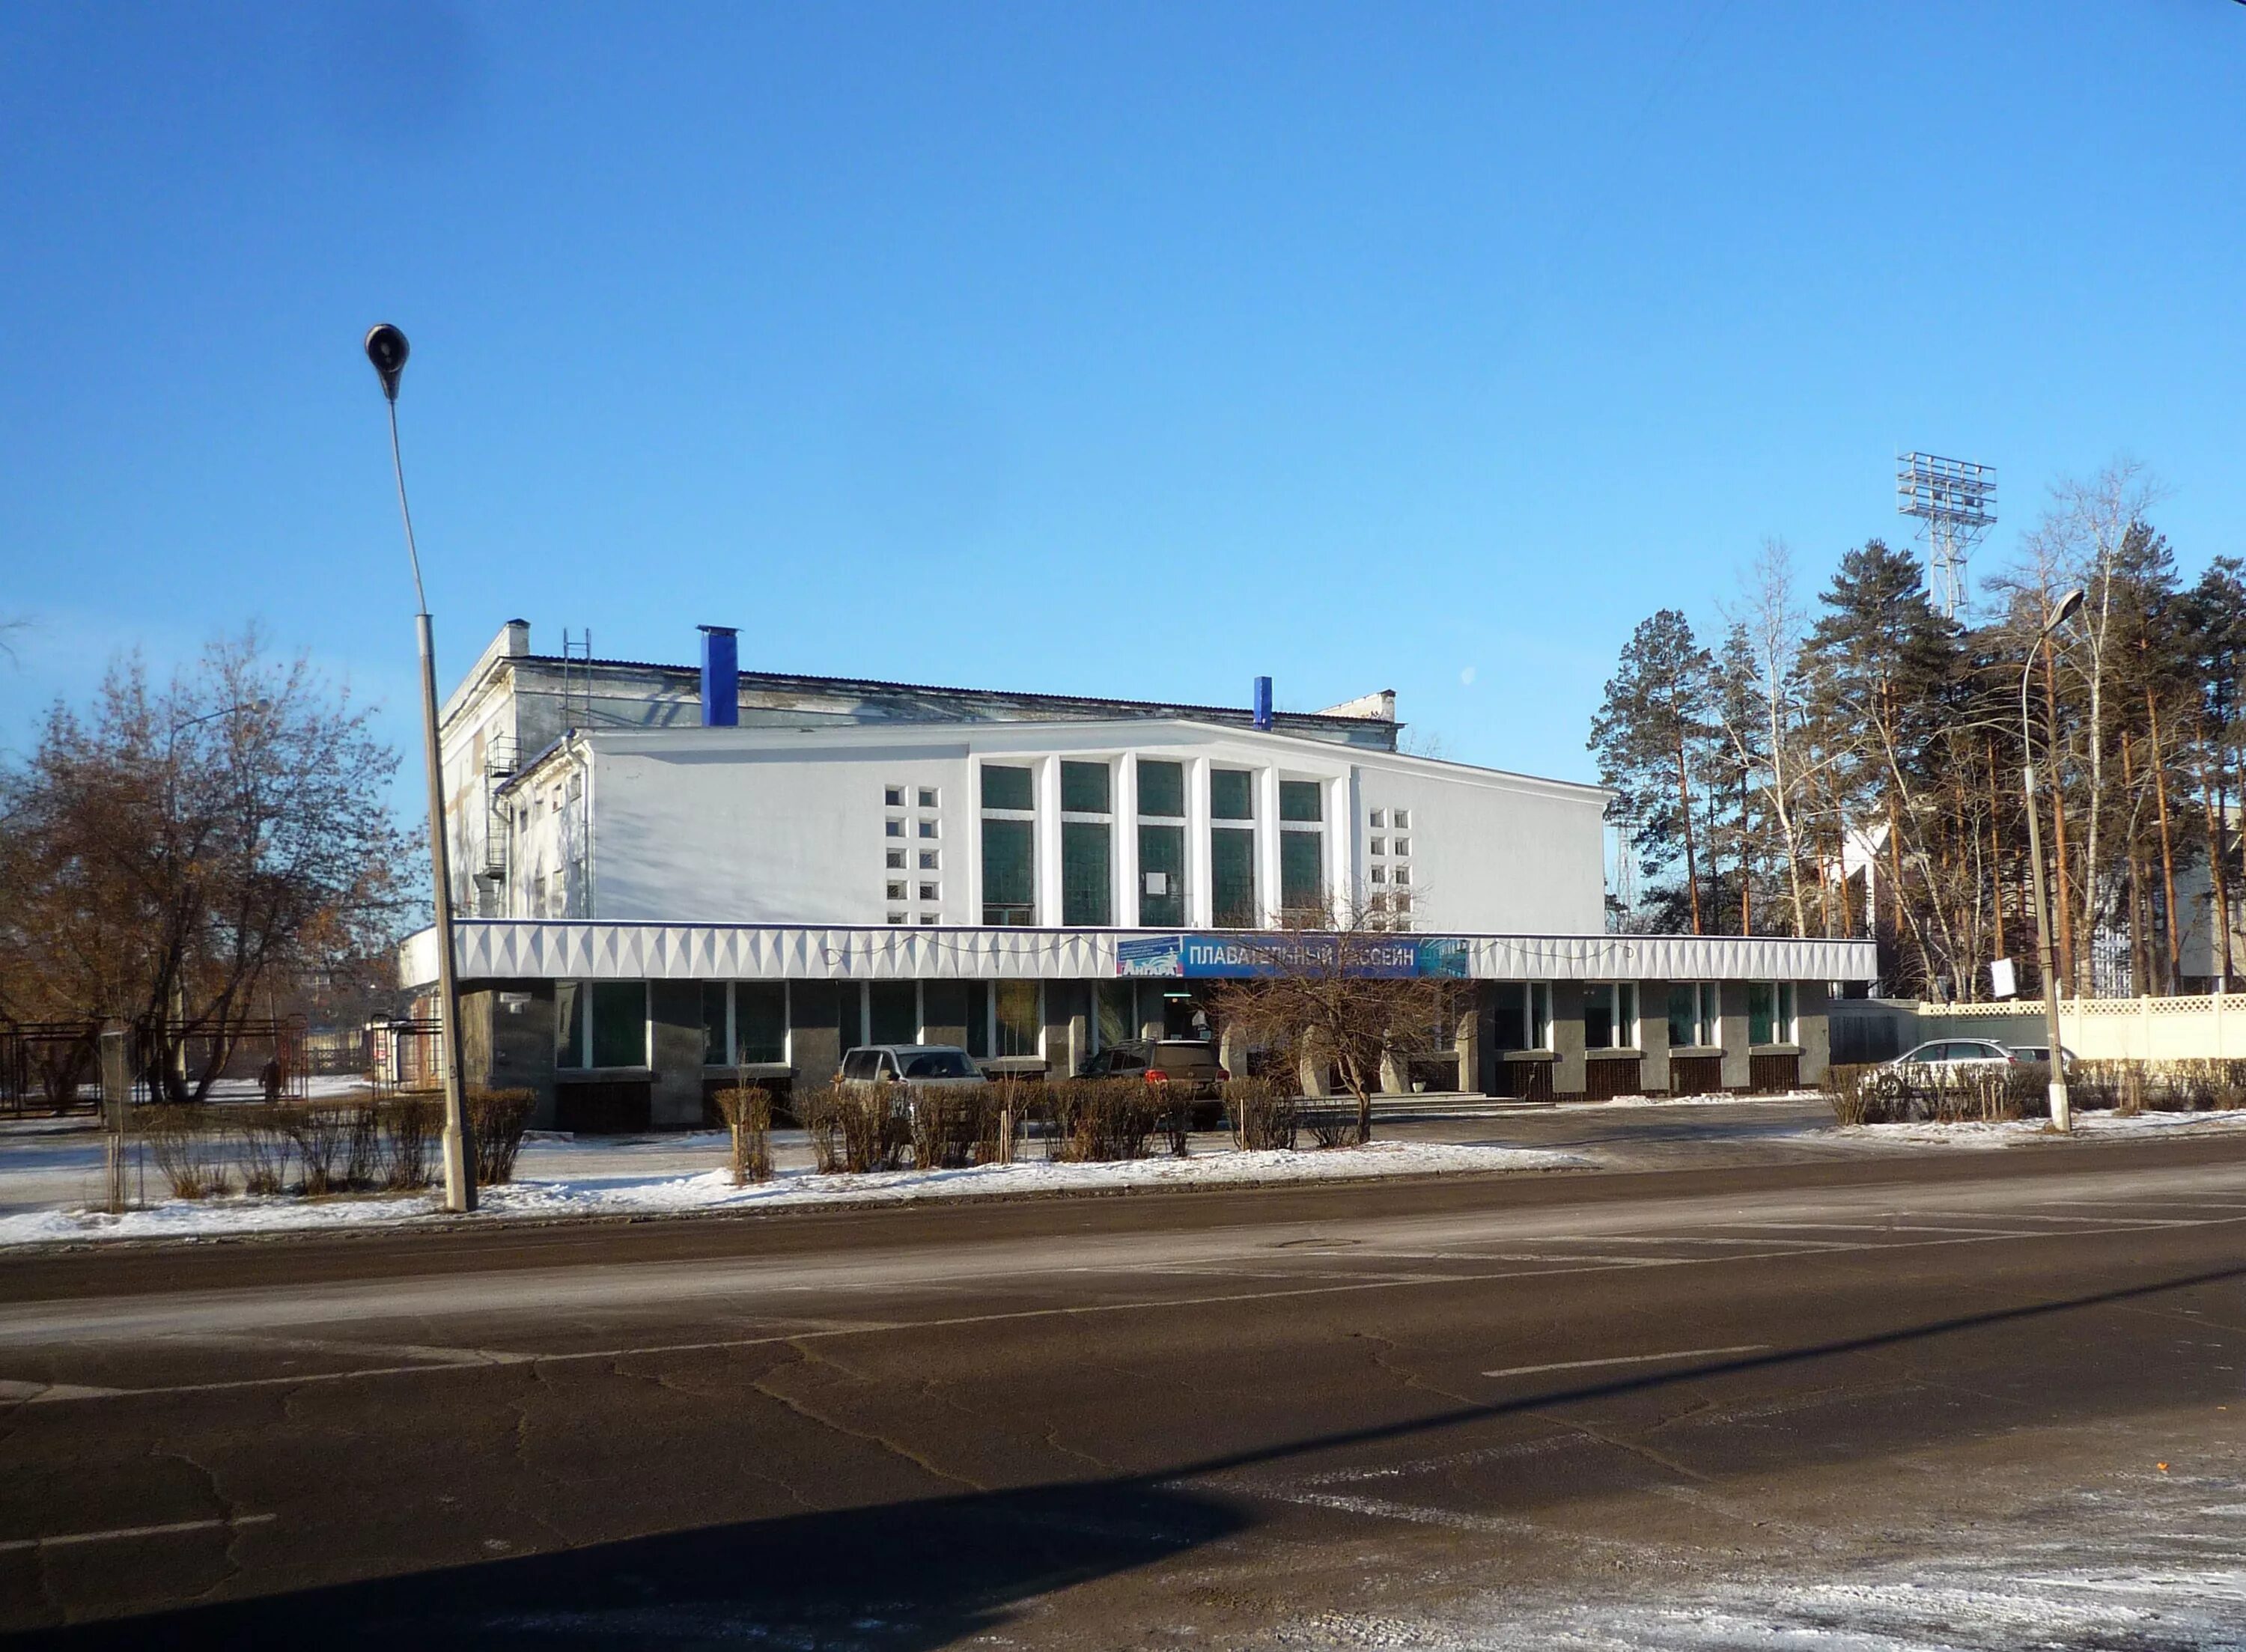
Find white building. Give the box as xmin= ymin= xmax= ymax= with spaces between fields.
xmin=401 ymin=622 xmax=1874 ymax=1130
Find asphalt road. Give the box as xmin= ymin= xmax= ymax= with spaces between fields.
xmin=7 ymin=1139 xmax=2246 ymax=1648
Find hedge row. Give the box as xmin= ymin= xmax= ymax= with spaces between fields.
xmin=135 ymin=1089 xmax=535 ymax=1201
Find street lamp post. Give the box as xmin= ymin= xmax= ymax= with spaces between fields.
xmin=2019 ymin=587 xmax=2087 ymax=1133
xmin=365 ymin=323 xmax=477 ymax=1214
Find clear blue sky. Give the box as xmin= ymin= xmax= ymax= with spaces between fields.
xmin=4 ymin=2 xmax=2242 ymax=789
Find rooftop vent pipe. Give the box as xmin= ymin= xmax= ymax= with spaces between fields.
xmin=699 ymin=626 xmax=739 ymax=727
xmin=1253 ymin=676 xmax=1273 ymax=731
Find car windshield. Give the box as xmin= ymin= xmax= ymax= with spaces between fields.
xmin=902 ymin=1051 xmax=974 ymax=1079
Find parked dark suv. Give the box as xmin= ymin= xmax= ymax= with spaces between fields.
xmin=1079 ymin=1039 xmax=1229 ymax=1098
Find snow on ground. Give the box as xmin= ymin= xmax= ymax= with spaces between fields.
xmin=0 ymin=1137 xmax=1587 ymax=1248
xmin=1830 ymin=1107 xmax=2246 ymax=1150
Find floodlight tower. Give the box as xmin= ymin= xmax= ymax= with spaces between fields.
xmin=1897 ymin=451 xmax=1997 ymax=619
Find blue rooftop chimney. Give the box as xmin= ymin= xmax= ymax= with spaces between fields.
xmin=1253 ymin=675 xmax=1273 ymax=731
xmin=699 ymin=627 xmax=739 ymax=727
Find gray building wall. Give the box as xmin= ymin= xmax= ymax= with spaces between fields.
xmin=1550 ymin=981 xmax=1586 ymax=1097
xmin=1639 ymin=978 xmax=1672 ymax=1092
xmin=648 ymin=981 xmax=706 ymax=1128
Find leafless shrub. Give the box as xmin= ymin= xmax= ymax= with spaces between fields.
xmin=907 ymin=1085 xmax=987 ymax=1171
xmin=1224 ymin=1078 xmax=1297 ymax=1151
xmin=140 ymin=1106 xmax=231 ymax=1199
xmin=799 ymin=1083 xmax=907 ymax=1174
xmin=1824 ymin=1061 xmax=2042 ymax=1126
xmin=469 ymin=1087 xmax=536 ymax=1184
xmin=234 ymin=1106 xmax=294 ymax=1195
xmin=714 ymin=1083 xmax=773 ymax=1185
xmin=378 ymin=1097 xmax=438 ymax=1189
xmin=1050 ymin=1078 xmax=1160 ymax=1163
xmin=341 ymin=1099 xmax=381 ymax=1187
xmin=284 ymin=1103 xmax=350 ymax=1194
xmin=1157 ymin=1096 xmax=1193 ymax=1159
xmin=1301 ymin=1100 xmax=1360 ymax=1150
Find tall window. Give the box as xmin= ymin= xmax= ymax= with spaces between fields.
xmin=734 ymin=982 xmax=787 ymax=1063
xmin=868 ymin=981 xmax=919 ymax=1046
xmin=981 ymin=763 xmax=1036 ymax=926
xmin=1278 ymin=778 xmax=1324 ymax=917
xmin=1136 ymin=758 xmax=1187 ymax=927
xmin=1060 ymin=760 xmax=1113 ymax=927
xmin=1749 ymin=982 xmax=1797 ymax=1046
xmin=1095 ymin=979 xmax=1136 ymax=1052
xmin=1585 ymin=983 xmax=1638 ymax=1050
xmin=1667 ymin=983 xmax=1718 ymax=1049
xmin=556 ymin=981 xmax=648 ymax=1069
xmin=1491 ymin=982 xmax=1553 ymax=1052
xmin=1211 ymin=767 xmax=1256 ymax=927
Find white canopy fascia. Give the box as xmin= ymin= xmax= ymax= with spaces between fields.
xmin=401 ymin=921 xmax=1876 ymax=989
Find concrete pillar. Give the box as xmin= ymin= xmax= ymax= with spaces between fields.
xmin=789 ymin=980 xmax=842 ymax=1087
xmin=461 ymin=981 xmax=558 ymax=1128
xmin=648 ymin=980 xmax=705 ymax=1128
xmin=1048 ymin=980 xmax=1086 ymax=1079
xmin=1640 ymin=978 xmax=1672 ymax=1094
xmin=1378 ymin=1047 xmax=1408 ymax=1096
xmin=1297 ymin=1028 xmax=1330 ymax=1097
xmin=1797 ymin=979 xmax=1832 ymax=1085
xmin=1218 ymin=1020 xmax=1249 ymax=1082
xmin=1719 ymin=980 xmax=1753 ymax=1091
xmin=1454 ymin=988 xmax=1486 ymax=1095
xmin=1551 ymin=980 xmax=1587 ymax=1098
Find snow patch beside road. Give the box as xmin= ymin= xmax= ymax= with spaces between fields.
xmin=1833 ymin=1109 xmax=2246 ymax=1150
xmin=0 ymin=1139 xmax=1586 ymax=1248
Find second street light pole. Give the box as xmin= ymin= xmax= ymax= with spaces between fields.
xmin=367 ymin=323 xmax=477 ymax=1213
xmin=2019 ymin=586 xmax=2087 ymax=1135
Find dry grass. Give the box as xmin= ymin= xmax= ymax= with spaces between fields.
xmin=714 ymin=1083 xmax=774 ymax=1185
xmin=1223 ymin=1079 xmax=1298 ymax=1151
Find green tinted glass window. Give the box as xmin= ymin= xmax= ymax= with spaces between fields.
xmin=1095 ymin=980 xmax=1136 ymax=1049
xmin=1062 ymin=820 xmax=1112 ymax=926
xmin=1210 ymin=769 xmax=1253 ymax=820
xmin=1280 ymin=830 xmax=1323 ymax=913
xmin=982 ymin=818 xmax=1035 ymax=924
xmin=1279 ymin=780 xmax=1322 ymax=823
xmin=1136 ymin=760 xmax=1184 ymax=818
xmin=1212 ymin=827 xmax=1256 ymax=926
xmin=982 ymin=764 xmax=1034 ymax=811
xmin=964 ymin=981 xmax=989 ymax=1058
xmin=1061 ymin=761 xmax=1111 ymax=814
xmin=1137 ymin=823 xmax=1185 ymax=926
xmin=590 ymin=981 xmax=647 ymax=1068
xmin=1748 ymin=982 xmax=1776 ymax=1046
xmin=702 ymin=982 xmax=729 ymax=1065
xmin=556 ymin=981 xmax=585 ymax=1070
xmin=734 ymin=982 xmax=786 ymax=1064
xmin=868 ymin=981 xmax=918 ymax=1046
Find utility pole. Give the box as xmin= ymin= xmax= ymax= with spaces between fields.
xmin=365 ymin=324 xmax=477 ymax=1213
xmin=2020 ymin=587 xmax=2087 ymax=1133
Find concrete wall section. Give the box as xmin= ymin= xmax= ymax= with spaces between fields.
xmin=648 ymin=980 xmax=707 ymax=1127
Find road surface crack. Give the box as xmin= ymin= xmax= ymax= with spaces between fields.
xmin=749 ymin=1341 xmax=987 ymax=1492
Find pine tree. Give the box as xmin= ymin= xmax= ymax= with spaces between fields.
xmin=1590 ymin=610 xmax=1717 ymax=934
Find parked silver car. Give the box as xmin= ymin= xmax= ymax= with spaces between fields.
xmin=839 ymin=1044 xmax=987 ymax=1092
xmin=1881 ymin=1039 xmax=2078 ymax=1086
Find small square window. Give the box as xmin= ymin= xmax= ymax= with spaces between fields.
xmin=885 ymin=819 xmax=904 ymax=838
xmin=1393 ymin=865 xmax=1411 ymax=886
xmin=1393 ymin=809 xmax=1410 ymax=829
xmin=886 ymin=881 xmax=907 ymax=900
xmin=917 ymin=787 xmax=938 ymax=809
xmin=1393 ymin=891 xmax=1411 ymax=912
xmin=1369 ymin=892 xmax=1387 ymax=912
xmin=919 ymin=883 xmax=939 ymax=901
xmin=887 ymin=912 xmax=906 ymax=924
xmin=886 ymin=849 xmax=906 ymax=869
xmin=884 ymin=786 xmax=904 ymax=808
xmin=1370 ymin=866 xmax=1387 ymax=884
xmin=1369 ymin=809 xmax=1385 ymax=829
xmin=918 ymin=912 xmax=940 ymax=925
xmin=919 ymin=850 xmax=939 ymax=870
xmin=1369 ymin=838 xmax=1385 ymax=857
xmin=1393 ymin=837 xmax=1410 ymax=856
xmin=918 ymin=820 xmax=938 ymax=838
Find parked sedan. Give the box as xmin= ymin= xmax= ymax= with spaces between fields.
xmin=1880 ymin=1039 xmax=2078 ymax=1088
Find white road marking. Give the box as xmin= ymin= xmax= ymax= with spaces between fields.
xmin=1482 ymin=1344 xmax=1768 ymax=1379
xmin=0 ymin=1513 xmax=275 ymax=1552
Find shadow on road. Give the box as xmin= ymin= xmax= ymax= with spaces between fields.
xmin=13 ymin=1260 xmax=2245 ymax=1648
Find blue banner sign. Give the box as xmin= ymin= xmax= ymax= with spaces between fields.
xmin=1116 ymin=933 xmax=1467 ymax=979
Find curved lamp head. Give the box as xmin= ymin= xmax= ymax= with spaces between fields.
xmin=363 ymin=324 xmax=410 ymax=402
xmin=2048 ymin=588 xmax=2087 ymax=632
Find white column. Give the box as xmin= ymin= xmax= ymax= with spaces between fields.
xmin=1037 ymin=756 xmax=1064 ymax=927
xmin=1187 ymin=755 xmax=1214 ymax=927
xmin=1332 ymin=769 xmax=1360 ymax=920
xmin=1116 ymin=755 xmax=1139 ymax=928
xmin=1256 ymin=766 xmax=1283 ymax=926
